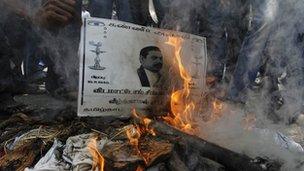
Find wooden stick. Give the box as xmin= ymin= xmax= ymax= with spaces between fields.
xmin=145 ymin=120 xmax=280 ymax=171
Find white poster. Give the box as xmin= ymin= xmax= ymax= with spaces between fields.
xmin=78 ymin=18 xmax=207 ymax=117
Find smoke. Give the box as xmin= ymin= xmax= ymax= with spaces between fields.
xmin=1 ymin=0 xmax=304 ymax=168
xmin=0 ymin=0 xmax=81 ymax=94
xmin=159 ymin=0 xmax=199 ymax=32
xmin=199 ymin=103 xmax=304 ymax=170
xmin=160 ymin=0 xmax=304 ymax=170
xmin=37 ymin=26 xmax=80 ymax=92
xmin=264 ymin=0 xmax=304 ymax=122
xmin=160 ymin=0 xmax=249 ymax=80
xmin=35 ymin=0 xmax=82 ymax=93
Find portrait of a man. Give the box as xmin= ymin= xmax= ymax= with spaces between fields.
xmin=137 ymin=46 xmax=163 ymax=87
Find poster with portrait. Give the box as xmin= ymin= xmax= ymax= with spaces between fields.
xmin=78 ymin=18 xmax=208 ymax=117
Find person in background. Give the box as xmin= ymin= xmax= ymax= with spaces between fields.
xmin=82 ymin=0 xmax=90 ymax=20
xmin=0 ymin=22 xmax=22 ymax=109
xmin=228 ymin=0 xmax=275 ymax=103
xmin=82 ymin=5 xmax=91 ymax=20
xmin=88 ymin=0 xmax=134 ymax=22
xmin=228 ymin=0 xmax=304 ymax=123
xmin=0 ymin=0 xmax=82 ymax=108
xmin=139 ymin=0 xmax=249 ymax=81
xmin=0 ymin=2 xmax=39 ymax=110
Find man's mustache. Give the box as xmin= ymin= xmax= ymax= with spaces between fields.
xmin=154 ymin=63 xmax=163 ymax=68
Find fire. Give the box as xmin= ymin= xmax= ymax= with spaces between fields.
xmin=136 ymin=165 xmax=144 ymax=171
xmin=132 ymin=108 xmax=156 ymax=136
xmin=125 ymin=109 xmax=157 ymax=167
xmin=162 ymin=37 xmax=196 ymax=134
xmin=212 ymin=99 xmax=223 ymax=114
xmin=87 ymin=137 xmax=105 ymax=171
xmin=125 ymin=124 xmax=148 ymax=164
xmin=126 ymin=124 xmax=141 ymax=147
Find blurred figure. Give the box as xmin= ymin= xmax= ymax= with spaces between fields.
xmin=0 ymin=0 xmax=82 ymax=102
xmin=0 ymin=4 xmax=38 ymax=108
xmin=128 ymin=0 xmax=170 ymax=27
xmin=89 ymin=0 xmax=134 ymax=22
xmin=82 ymin=0 xmax=90 ymax=21
xmin=228 ymin=0 xmax=276 ymax=103
xmin=228 ymin=0 xmax=304 ymax=122
xmin=145 ymin=0 xmax=249 ymax=81
xmin=34 ymin=0 xmax=82 ymax=98
xmin=82 ymin=6 xmax=91 ymax=20
xmin=0 ymin=24 xmax=19 ymax=107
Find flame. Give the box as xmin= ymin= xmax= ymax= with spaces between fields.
xmin=136 ymin=165 xmax=144 ymax=171
xmin=162 ymin=37 xmax=196 ymax=134
xmin=125 ymin=124 xmax=148 ymax=164
xmin=125 ymin=109 xmax=157 ymax=166
xmin=126 ymin=124 xmax=141 ymax=147
xmin=212 ymin=99 xmax=223 ymax=113
xmin=87 ymin=137 xmax=105 ymax=171
xmin=132 ymin=108 xmax=156 ymax=136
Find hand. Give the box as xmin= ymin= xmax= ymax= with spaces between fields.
xmin=33 ymin=0 xmax=76 ymax=30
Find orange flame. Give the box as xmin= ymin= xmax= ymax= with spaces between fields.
xmin=126 ymin=124 xmax=141 ymax=147
xmin=125 ymin=109 xmax=157 ymax=166
xmin=136 ymin=165 xmax=144 ymax=171
xmin=162 ymin=37 xmax=196 ymax=134
xmin=212 ymin=99 xmax=223 ymax=113
xmin=125 ymin=124 xmax=148 ymax=164
xmin=87 ymin=137 xmax=105 ymax=171
xmin=132 ymin=108 xmax=156 ymax=136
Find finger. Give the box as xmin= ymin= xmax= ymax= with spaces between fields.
xmin=61 ymin=0 xmax=76 ymax=7
xmin=46 ymin=11 xmax=69 ymax=24
xmin=46 ymin=0 xmax=75 ymax=15
xmin=55 ymin=0 xmax=76 ymax=16
xmin=53 ymin=0 xmax=75 ymax=14
xmin=45 ymin=5 xmax=73 ymax=19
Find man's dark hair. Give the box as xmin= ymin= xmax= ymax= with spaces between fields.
xmin=140 ymin=46 xmax=161 ymax=58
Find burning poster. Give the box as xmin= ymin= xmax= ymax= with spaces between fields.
xmin=78 ymin=18 xmax=207 ymax=117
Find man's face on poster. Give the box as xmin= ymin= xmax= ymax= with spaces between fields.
xmin=141 ymin=50 xmax=163 ymax=73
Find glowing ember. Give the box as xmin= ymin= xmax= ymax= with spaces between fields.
xmin=213 ymin=99 xmax=223 ymax=114
xmin=136 ymin=165 xmax=144 ymax=171
xmin=132 ymin=108 xmax=156 ymax=136
xmin=162 ymin=37 xmax=196 ymax=134
xmin=87 ymin=137 xmax=105 ymax=171
xmin=125 ymin=109 xmax=159 ymax=166
xmin=126 ymin=124 xmax=141 ymax=147
xmin=125 ymin=124 xmax=148 ymax=164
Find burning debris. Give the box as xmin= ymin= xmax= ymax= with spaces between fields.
xmin=0 ymin=93 xmax=287 ymax=171
xmin=2 ymin=0 xmax=304 ymax=171
xmin=0 ymin=109 xmax=283 ymax=171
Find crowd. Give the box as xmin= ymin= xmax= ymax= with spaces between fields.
xmin=0 ymin=0 xmax=303 ymax=121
